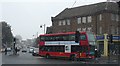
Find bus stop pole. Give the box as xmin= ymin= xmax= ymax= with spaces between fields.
xmin=103 ymin=34 xmax=108 ymax=57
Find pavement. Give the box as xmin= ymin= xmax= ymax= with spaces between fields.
xmin=0 ymin=53 xmax=2 ymax=65
xmin=95 ymin=55 xmax=119 ymax=64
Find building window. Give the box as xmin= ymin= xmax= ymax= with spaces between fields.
xmin=99 ymin=27 xmax=102 ymax=34
xmin=63 ymin=20 xmax=66 ymax=25
xmin=66 ymin=19 xmax=70 ymax=25
xmin=111 ymin=14 xmax=119 ymax=21
xmin=87 ymin=16 xmax=92 ymax=23
xmin=111 ymin=13 xmax=116 ymax=21
xmin=77 ymin=28 xmax=81 ymax=32
xmin=116 ymin=27 xmax=119 ymax=34
xmin=59 ymin=21 xmax=62 ymax=26
xmin=77 ymin=17 xmax=81 ymax=24
xmin=116 ymin=14 xmax=119 ymax=22
xmin=82 ymin=28 xmax=86 ymax=31
xmin=82 ymin=17 xmax=86 ymax=23
xmin=111 ymin=26 xmax=115 ymax=34
xmin=99 ymin=14 xmax=102 ymax=21
xmin=87 ymin=27 xmax=92 ymax=32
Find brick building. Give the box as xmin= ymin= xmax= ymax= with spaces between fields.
xmin=47 ymin=2 xmax=120 ymax=35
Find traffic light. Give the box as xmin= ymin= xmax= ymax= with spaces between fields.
xmin=40 ymin=25 xmax=42 ymax=28
xmin=109 ymin=34 xmax=113 ymax=43
xmin=117 ymin=1 xmax=120 ymax=7
xmin=13 ymin=38 xmax=16 ymax=44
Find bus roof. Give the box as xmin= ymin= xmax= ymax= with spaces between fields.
xmin=39 ymin=32 xmax=87 ymax=36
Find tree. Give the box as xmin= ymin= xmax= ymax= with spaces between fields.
xmin=15 ymin=35 xmax=22 ymax=44
xmin=15 ymin=35 xmax=22 ymax=41
xmin=33 ymin=37 xmax=39 ymax=48
xmin=2 ymin=22 xmax=13 ymax=47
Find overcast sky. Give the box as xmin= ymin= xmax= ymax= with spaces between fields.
xmin=0 ymin=0 xmax=107 ymax=40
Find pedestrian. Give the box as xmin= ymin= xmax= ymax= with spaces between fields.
xmin=15 ymin=47 xmax=17 ymax=54
xmin=5 ymin=48 xmax=7 ymax=55
xmin=94 ymin=49 xmax=98 ymax=60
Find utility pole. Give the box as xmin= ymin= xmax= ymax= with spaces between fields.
xmin=107 ymin=34 xmax=113 ymax=63
xmin=40 ymin=24 xmax=46 ymax=34
xmin=13 ymin=38 xmax=16 ymax=55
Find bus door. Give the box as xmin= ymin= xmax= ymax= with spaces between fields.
xmin=65 ymin=45 xmax=71 ymax=53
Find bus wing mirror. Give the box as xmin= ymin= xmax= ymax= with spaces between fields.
xmin=75 ymin=31 xmax=80 ymax=43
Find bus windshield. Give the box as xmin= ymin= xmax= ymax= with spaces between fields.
xmin=87 ymin=33 xmax=96 ymax=46
xmin=71 ymin=46 xmax=88 ymax=52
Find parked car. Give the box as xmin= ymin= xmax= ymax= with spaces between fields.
xmin=17 ymin=48 xmax=20 ymax=52
xmin=7 ymin=48 xmax=12 ymax=52
xmin=29 ymin=48 xmax=34 ymax=53
xmin=32 ymin=51 xmax=39 ymax=56
xmin=32 ymin=48 xmax=39 ymax=56
xmin=1 ymin=48 xmax=5 ymax=52
xmin=22 ymin=49 xmax=27 ymax=52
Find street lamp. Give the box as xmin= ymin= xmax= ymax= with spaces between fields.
xmin=40 ymin=24 xmax=46 ymax=34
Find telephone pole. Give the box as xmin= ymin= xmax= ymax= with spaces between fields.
xmin=40 ymin=24 xmax=46 ymax=34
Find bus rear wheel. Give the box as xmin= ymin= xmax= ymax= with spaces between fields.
xmin=70 ymin=55 xmax=77 ymax=61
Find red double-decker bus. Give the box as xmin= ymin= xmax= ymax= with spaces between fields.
xmin=38 ymin=31 xmax=96 ymax=60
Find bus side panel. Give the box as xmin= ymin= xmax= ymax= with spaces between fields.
xmin=48 ymin=52 xmax=71 ymax=57
xmin=39 ymin=41 xmax=45 ymax=46
xmin=39 ymin=51 xmax=72 ymax=58
xmin=79 ymin=52 xmax=87 ymax=58
xmin=39 ymin=51 xmax=48 ymax=57
xmin=49 ymin=52 xmax=78 ymax=58
xmin=80 ymin=41 xmax=89 ymax=46
xmin=39 ymin=51 xmax=93 ymax=59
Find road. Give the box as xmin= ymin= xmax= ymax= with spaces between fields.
xmin=1 ymin=51 xmax=119 ymax=64
xmin=2 ymin=51 xmax=88 ymax=64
